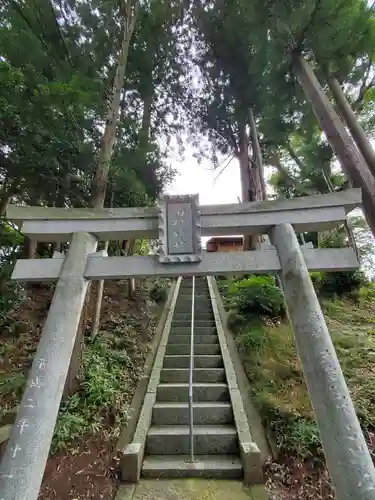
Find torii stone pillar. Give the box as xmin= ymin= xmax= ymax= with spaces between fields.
xmin=0 ymin=233 xmax=97 ymax=500
xmin=270 ymin=223 xmax=375 ymax=500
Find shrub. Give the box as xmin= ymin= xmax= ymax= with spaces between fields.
xmin=283 ymin=417 xmax=322 ymax=458
xmin=351 ymin=282 xmax=375 ymax=304
xmin=0 ymin=372 xmax=26 ymax=399
xmin=227 ymin=275 xmax=285 ymax=319
xmin=320 ymin=270 xmax=367 ymax=297
xmin=238 ymin=322 xmax=268 ymax=355
xmin=52 ymin=338 xmax=132 ymax=452
xmin=310 ymin=271 xmax=321 ymax=289
xmin=227 ymin=312 xmax=246 ymax=333
xmin=149 ymin=281 xmax=168 ymax=303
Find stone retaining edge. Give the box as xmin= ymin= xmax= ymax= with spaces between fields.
xmin=207 ymin=276 xmax=266 ymax=485
xmin=119 ymin=277 xmax=182 ymax=482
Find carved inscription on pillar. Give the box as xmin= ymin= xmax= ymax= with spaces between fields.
xmin=158 ymin=194 xmax=202 ymax=263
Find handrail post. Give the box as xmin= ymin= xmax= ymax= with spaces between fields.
xmin=188 ymin=275 xmax=195 ymax=463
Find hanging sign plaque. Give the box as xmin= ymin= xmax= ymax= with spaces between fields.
xmin=158 ymin=194 xmax=202 ymax=263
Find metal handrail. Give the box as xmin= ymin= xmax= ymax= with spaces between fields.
xmin=188 ymin=275 xmax=195 ymax=462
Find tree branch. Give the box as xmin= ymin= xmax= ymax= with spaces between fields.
xmin=353 ymin=57 xmax=374 ymax=111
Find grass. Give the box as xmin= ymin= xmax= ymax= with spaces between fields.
xmin=232 ymin=293 xmax=375 ymax=459
xmin=51 ymin=335 xmax=135 ymax=453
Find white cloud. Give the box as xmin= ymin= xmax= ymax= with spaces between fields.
xmin=166 ymin=152 xmax=241 ymax=205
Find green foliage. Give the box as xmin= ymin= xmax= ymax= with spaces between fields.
xmin=52 ymin=396 xmax=88 ymax=452
xmin=320 ymin=270 xmax=366 ymax=297
xmin=0 ymin=223 xmax=26 ymax=329
xmin=314 ymin=227 xmax=369 ymax=297
xmin=283 ymin=418 xmax=321 ymax=458
xmin=352 ymin=283 xmax=375 ymax=305
xmin=226 ymin=312 xmax=246 ymax=333
xmin=266 ymin=411 xmax=322 ymax=459
xmin=310 ymin=271 xmax=321 ymax=287
xmin=52 ymin=337 xmax=132 ymax=452
xmin=0 ymin=372 xmax=26 ymax=399
xmin=149 ymin=281 xmax=168 ymax=303
xmin=0 ymin=284 xmax=25 ymax=327
xmin=237 ymin=322 xmax=268 ymax=355
xmin=0 ymin=0 xmax=181 ymax=215
xmin=227 ymin=276 xmax=285 ymax=319
xmin=231 ymin=290 xmax=375 ymax=460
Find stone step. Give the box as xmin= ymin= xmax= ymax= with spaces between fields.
xmin=177 ymin=294 xmax=210 ymax=300
xmin=170 ymin=326 xmax=217 ymax=335
xmin=176 ymin=304 xmax=211 ymax=308
xmin=163 ymin=355 xmax=223 ymax=369
xmin=172 ymin=320 xmax=216 ymax=328
xmin=173 ymin=309 xmax=213 ymax=316
xmin=178 ymin=287 xmax=209 ymax=291
xmin=173 ymin=313 xmax=214 ymax=321
xmin=175 ymin=300 xmax=210 ymax=306
xmin=166 ymin=344 xmax=220 ymax=355
xmin=142 ymin=454 xmax=243 ymax=479
xmin=152 ymin=402 xmax=233 ymax=425
xmin=146 ymin=425 xmax=239 ymax=455
xmin=167 ymin=334 xmax=218 ymax=344
xmin=156 ymin=383 xmax=229 ymax=402
xmin=160 ymin=368 xmax=226 ymax=383
xmin=177 ymin=289 xmax=210 ymax=301
xmin=177 ymin=294 xmax=210 ymax=298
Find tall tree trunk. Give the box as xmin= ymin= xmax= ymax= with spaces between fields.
xmin=139 ymin=90 xmax=153 ymax=153
xmin=293 ymin=54 xmax=375 ymax=237
xmin=0 ymin=195 xmax=11 ymax=218
xmin=286 ymin=142 xmax=305 ymax=171
xmin=327 ymin=74 xmax=375 ymax=178
xmin=238 ymin=121 xmax=259 ymax=250
xmin=0 ymin=179 xmax=21 ymax=217
xmin=65 ymin=2 xmax=137 ymax=395
xmin=320 ymin=163 xmax=360 ymax=259
xmin=126 ymin=240 xmax=136 ymax=299
xmin=271 ymin=147 xmax=316 ymax=196
xmin=248 ymin=107 xmax=266 ymax=200
xmin=90 ymin=3 xmax=137 ymax=208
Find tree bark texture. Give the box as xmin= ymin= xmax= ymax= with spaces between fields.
xmin=90 ymin=3 xmax=137 ymax=209
xmin=248 ymin=107 xmax=267 ymax=200
xmin=65 ymin=2 xmax=138 ymax=396
xmin=327 ymin=74 xmax=375 ymax=179
xmin=293 ymin=54 xmax=375 ymax=238
xmin=238 ymin=121 xmax=261 ymax=250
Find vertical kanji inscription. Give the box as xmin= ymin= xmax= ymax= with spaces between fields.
xmin=158 ymin=194 xmax=202 ymax=263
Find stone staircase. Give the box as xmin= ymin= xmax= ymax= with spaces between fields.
xmin=142 ymin=277 xmax=243 ymax=478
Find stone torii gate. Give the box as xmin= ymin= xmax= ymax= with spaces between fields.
xmin=1 ymin=189 xmax=375 ymax=500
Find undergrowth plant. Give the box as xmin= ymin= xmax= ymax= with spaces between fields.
xmin=226 ymin=275 xmax=285 ymax=320
xmin=52 ymin=336 xmax=133 ymax=453
xmin=222 ymin=272 xmax=375 ymax=462
xmin=149 ymin=280 xmax=169 ymax=303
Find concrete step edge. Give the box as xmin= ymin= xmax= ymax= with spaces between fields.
xmin=148 ymin=424 xmax=237 ymax=435
xmin=142 ymin=454 xmax=242 ymax=470
xmin=153 ymin=401 xmax=231 ymax=408
xmin=157 ymin=382 xmax=228 ymax=388
xmin=161 ymin=368 xmax=224 ymax=372
xmin=164 ymin=355 xmax=222 ymax=359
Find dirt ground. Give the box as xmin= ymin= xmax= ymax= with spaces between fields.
xmin=39 ymin=436 xmax=119 ymax=500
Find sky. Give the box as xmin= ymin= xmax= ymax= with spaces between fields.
xmin=166 ymin=152 xmax=241 ymax=205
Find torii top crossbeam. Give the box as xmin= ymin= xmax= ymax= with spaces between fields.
xmin=7 ymin=189 xmax=362 ymax=281
xmin=8 ymin=189 xmax=361 ymax=242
